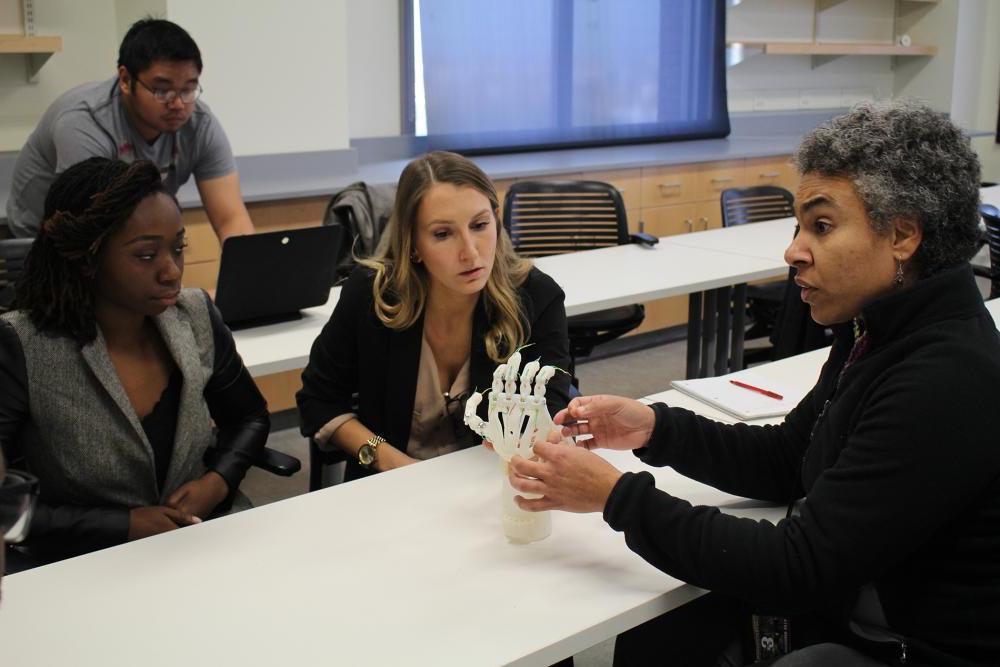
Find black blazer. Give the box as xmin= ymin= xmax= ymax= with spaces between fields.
xmin=297 ymin=266 xmax=571 ymax=481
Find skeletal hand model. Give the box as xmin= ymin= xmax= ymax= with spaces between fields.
xmin=463 ymin=350 xmax=572 ymax=462
xmin=463 ymin=350 xmax=571 ymax=543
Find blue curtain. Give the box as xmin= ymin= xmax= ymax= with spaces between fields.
xmin=408 ymin=0 xmax=729 ymax=155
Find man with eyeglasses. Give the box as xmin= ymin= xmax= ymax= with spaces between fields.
xmin=6 ymin=18 xmax=254 ymax=243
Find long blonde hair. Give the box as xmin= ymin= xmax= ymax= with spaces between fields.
xmin=360 ymin=151 xmax=532 ymax=363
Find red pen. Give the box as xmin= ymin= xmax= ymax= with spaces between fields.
xmin=729 ymin=379 xmax=784 ymax=400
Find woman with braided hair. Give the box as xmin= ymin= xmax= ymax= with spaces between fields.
xmin=0 ymin=157 xmax=269 ymax=568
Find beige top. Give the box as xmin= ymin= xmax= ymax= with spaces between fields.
xmin=407 ymin=336 xmax=478 ymax=459
xmin=314 ymin=336 xmax=478 ymax=458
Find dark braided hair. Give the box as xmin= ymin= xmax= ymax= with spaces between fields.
xmin=15 ymin=157 xmax=172 ymax=342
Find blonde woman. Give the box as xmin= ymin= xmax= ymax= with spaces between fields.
xmin=297 ymin=151 xmax=571 ymax=482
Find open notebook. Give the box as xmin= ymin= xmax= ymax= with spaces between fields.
xmin=670 ymin=371 xmax=804 ymax=421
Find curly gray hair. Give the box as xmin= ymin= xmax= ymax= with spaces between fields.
xmin=796 ymin=99 xmax=981 ymax=277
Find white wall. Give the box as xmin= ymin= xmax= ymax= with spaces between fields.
xmin=166 ymin=0 xmax=350 ymax=155
xmin=114 ymin=0 xmax=166 ymax=43
xmin=0 ymin=0 xmax=118 ymax=151
xmin=951 ymin=0 xmax=1000 ymax=183
xmin=346 ymin=0 xmax=400 ymax=139
xmin=892 ymin=0 xmax=959 ymax=110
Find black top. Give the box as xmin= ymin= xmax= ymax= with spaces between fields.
xmin=604 ymin=265 xmax=1000 ymax=665
xmin=297 ymin=265 xmax=572 ymax=482
xmin=0 ymin=292 xmax=270 ymax=563
xmin=140 ymin=367 xmax=182 ymax=492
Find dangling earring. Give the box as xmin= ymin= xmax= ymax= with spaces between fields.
xmin=894 ymin=257 xmax=905 ymax=286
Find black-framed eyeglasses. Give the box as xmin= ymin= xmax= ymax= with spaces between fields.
xmin=0 ymin=470 xmax=38 ymax=544
xmin=134 ymin=76 xmax=203 ymax=104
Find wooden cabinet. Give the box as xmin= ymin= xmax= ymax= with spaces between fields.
xmin=696 ymin=160 xmax=747 ymax=200
xmin=639 ymin=164 xmax=699 ymax=208
xmin=744 ymin=156 xmax=800 ymax=193
xmin=587 ymin=168 xmax=641 ymax=212
xmin=182 ymin=219 xmax=220 ymax=264
xmin=494 ymin=177 xmax=516 ymax=213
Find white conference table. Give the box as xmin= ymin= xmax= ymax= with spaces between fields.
xmin=0 ymin=419 xmax=793 ymax=666
xmin=0 ymin=350 xmax=841 ymax=667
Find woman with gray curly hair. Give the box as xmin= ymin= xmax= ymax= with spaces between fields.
xmin=505 ymin=100 xmax=1000 ymax=666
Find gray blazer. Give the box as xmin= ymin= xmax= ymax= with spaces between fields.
xmin=2 ymin=289 xmax=216 ymax=506
xmin=0 ymin=289 xmax=267 ymax=561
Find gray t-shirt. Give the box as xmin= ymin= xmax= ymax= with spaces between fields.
xmin=6 ymin=77 xmax=236 ymax=238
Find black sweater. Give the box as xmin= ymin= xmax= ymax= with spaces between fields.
xmin=604 ymin=265 xmax=1000 ymax=665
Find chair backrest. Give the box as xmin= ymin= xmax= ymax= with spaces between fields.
xmin=0 ymin=238 xmax=33 ymax=310
xmin=981 ymin=204 xmax=1000 ymax=299
xmin=503 ymin=180 xmax=628 ymax=257
xmin=721 ymin=186 xmax=795 ymax=228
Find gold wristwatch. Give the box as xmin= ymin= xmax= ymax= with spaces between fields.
xmin=358 ymin=434 xmax=386 ymax=469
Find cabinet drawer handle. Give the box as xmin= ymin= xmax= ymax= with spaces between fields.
xmin=699 ymin=216 xmax=709 ymax=230
xmin=658 ymin=182 xmax=683 ymax=195
xmin=710 ymin=176 xmax=735 ymax=184
xmin=684 ymin=218 xmax=693 ymax=232
xmin=759 ymin=172 xmax=781 ymax=178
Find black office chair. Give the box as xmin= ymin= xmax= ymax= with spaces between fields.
xmin=720 ymin=186 xmax=797 ymax=364
xmin=309 ymin=437 xmax=344 ymax=492
xmin=0 ymin=238 xmax=33 ymax=311
xmin=973 ymin=204 xmax=1000 ymax=299
xmin=503 ymin=181 xmax=652 ymax=376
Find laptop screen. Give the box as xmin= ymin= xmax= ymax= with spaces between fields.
xmin=214 ymin=225 xmax=343 ymax=328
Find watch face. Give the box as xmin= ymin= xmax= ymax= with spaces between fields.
xmin=359 ymin=444 xmax=375 ymax=466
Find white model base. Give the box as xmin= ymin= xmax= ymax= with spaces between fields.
xmin=500 ymin=462 xmax=551 ymax=544
xmin=465 ymin=350 xmax=570 ymax=544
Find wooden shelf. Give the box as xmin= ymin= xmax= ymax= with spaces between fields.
xmin=0 ymin=34 xmax=62 ymax=80
xmin=728 ymin=41 xmax=936 ymax=57
xmin=0 ymin=34 xmax=62 ymax=54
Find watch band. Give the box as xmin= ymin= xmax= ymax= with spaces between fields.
xmin=358 ymin=434 xmax=386 ymax=469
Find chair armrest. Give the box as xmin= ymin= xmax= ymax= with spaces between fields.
xmin=628 ymin=232 xmax=659 ymax=248
xmin=972 ymin=263 xmax=993 ymax=279
xmin=252 ymin=447 xmax=302 ymax=477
